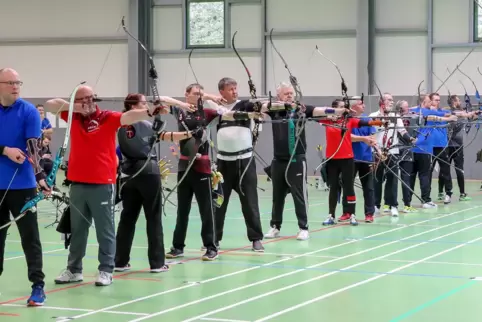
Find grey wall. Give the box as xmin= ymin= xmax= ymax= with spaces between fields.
xmin=30 ymin=94 xmax=482 ymax=180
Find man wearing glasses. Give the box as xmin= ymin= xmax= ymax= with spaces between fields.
xmin=0 ymin=68 xmax=50 ymax=306
xmin=44 ymin=85 xmax=163 ymax=287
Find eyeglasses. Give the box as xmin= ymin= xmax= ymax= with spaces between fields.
xmin=0 ymin=81 xmax=23 ymax=86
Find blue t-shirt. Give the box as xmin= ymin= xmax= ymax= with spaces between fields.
xmin=116 ymin=145 xmax=122 ymax=161
xmin=410 ymin=107 xmax=447 ymax=155
xmin=0 ymin=99 xmax=41 ymax=189
xmin=351 ymin=116 xmax=375 ymax=162
xmin=41 ymin=118 xmax=52 ymax=130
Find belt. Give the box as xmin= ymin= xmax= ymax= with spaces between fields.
xmin=217 ymin=148 xmax=253 ymax=156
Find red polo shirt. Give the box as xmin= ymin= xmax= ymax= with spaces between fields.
xmin=319 ymin=118 xmax=360 ymax=159
xmin=60 ymin=106 xmax=122 ymax=184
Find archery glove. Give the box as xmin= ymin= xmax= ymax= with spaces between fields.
xmin=191 ymin=126 xmax=204 ymax=139
xmin=476 ymin=149 xmax=482 ymax=163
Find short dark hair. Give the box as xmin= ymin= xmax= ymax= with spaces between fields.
xmin=185 ymin=83 xmax=204 ymax=94
xmin=331 ymin=99 xmax=343 ymax=108
xmin=448 ymin=94 xmax=458 ymax=107
xmin=123 ymin=93 xmax=144 ymax=112
xmin=218 ymin=77 xmax=237 ymax=91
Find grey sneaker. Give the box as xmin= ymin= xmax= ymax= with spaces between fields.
xmin=54 ymin=269 xmax=83 ymax=284
xmin=95 ymin=271 xmax=113 ymax=286
xmin=252 ymin=240 xmax=264 ymax=252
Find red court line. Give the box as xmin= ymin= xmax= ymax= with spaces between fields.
xmin=116 ymin=277 xmax=163 ymax=283
xmin=0 ymin=312 xmax=20 ymax=316
xmin=0 ymin=216 xmax=375 ymax=305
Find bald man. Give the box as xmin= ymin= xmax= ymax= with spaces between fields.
xmin=0 ymin=68 xmax=49 ymax=306
xmin=45 ymin=85 xmax=158 ymax=286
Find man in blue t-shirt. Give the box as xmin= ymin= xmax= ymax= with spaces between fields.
xmin=0 ymin=68 xmax=50 ymax=306
xmin=410 ymin=94 xmax=456 ymax=208
xmin=350 ymin=101 xmax=377 ymax=223
xmin=36 ymin=104 xmax=54 ymax=136
xmin=428 ymin=93 xmax=453 ymax=204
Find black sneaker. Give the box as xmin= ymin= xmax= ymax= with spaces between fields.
xmin=201 ymin=249 xmax=218 ymax=261
xmin=165 ymin=248 xmax=184 ymax=258
xmin=151 ymin=264 xmax=169 ymax=273
xmin=252 ymin=240 xmax=264 ymax=252
xmin=114 ymin=263 xmax=131 ymax=272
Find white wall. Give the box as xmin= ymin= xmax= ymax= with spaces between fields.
xmin=153 ymin=0 xmax=357 ymax=97
xmin=153 ymin=0 xmax=481 ymax=98
xmin=432 ymin=0 xmax=482 ymax=95
xmin=0 ymin=0 xmax=129 ymax=98
xmin=374 ymin=0 xmax=428 ymax=95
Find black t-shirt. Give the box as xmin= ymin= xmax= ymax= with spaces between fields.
xmin=244 ymin=103 xmax=314 ymax=160
xmin=173 ymin=107 xmax=218 ymax=174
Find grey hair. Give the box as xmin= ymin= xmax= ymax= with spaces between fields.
xmin=394 ymin=100 xmax=408 ymax=112
xmin=276 ymin=82 xmax=293 ymax=95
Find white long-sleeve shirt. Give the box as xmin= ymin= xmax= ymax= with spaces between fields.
xmin=368 ymin=110 xmax=406 ymax=155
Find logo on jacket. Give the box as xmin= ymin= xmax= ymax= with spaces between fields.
xmin=86 ymin=120 xmax=100 ymax=133
xmin=126 ymin=125 xmax=136 ymax=139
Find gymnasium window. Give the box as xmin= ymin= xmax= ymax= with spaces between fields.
xmin=475 ymin=1 xmax=482 ymax=41
xmin=186 ymin=0 xmax=225 ymax=48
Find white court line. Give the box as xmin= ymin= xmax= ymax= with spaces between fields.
xmin=4 ymin=248 xmax=65 ymax=261
xmin=135 ymin=214 xmax=482 ymax=321
xmin=201 ymin=318 xmax=249 ymax=322
xmin=1 ymin=303 xmax=148 ymax=316
xmin=253 ymin=234 xmax=482 ymax=321
xmin=7 ymin=242 xmax=480 ymax=268
xmin=56 ymin=207 xmax=478 ymax=322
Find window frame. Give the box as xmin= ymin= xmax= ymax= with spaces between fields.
xmin=474 ymin=1 xmax=482 ymax=42
xmin=185 ymin=0 xmax=227 ymax=49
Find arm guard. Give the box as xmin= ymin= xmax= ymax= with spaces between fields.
xmin=26 ymin=138 xmax=47 ymax=182
xmin=233 ymin=111 xmax=251 ymax=121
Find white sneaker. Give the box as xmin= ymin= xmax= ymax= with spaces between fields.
xmin=374 ymin=207 xmax=380 ymax=215
xmin=264 ymin=226 xmax=280 ymax=239
xmin=296 ymin=229 xmax=309 ymax=240
xmin=391 ymin=207 xmax=399 ymax=217
xmin=95 ymin=271 xmax=113 ymax=286
xmin=422 ymin=202 xmax=437 ymax=209
xmin=444 ymin=195 xmax=451 ymax=204
xmin=54 ymin=269 xmax=83 ymax=284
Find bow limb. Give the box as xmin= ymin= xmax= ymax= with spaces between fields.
xmin=269 ymin=29 xmax=307 ymax=188
xmin=119 ymin=17 xmax=166 ymax=195
xmin=269 ymin=28 xmax=302 ymax=103
xmin=312 ymin=47 xmax=353 ymax=173
xmin=0 ymin=82 xmax=85 ymax=232
xmin=232 ymin=31 xmax=262 ymax=195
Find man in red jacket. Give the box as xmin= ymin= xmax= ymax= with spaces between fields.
xmin=44 ymin=85 xmax=166 ymax=286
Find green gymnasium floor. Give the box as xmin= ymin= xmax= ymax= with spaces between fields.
xmin=2 ymin=174 xmax=482 ymax=321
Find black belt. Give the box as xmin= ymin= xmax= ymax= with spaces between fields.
xmin=218 ymin=147 xmax=253 ymax=156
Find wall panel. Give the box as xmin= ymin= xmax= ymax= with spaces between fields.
xmin=267 ymin=0 xmax=357 ymax=31
xmin=375 ymin=0 xmax=427 ymax=30
xmin=0 ymin=44 xmax=128 ymax=98
xmin=374 ymin=35 xmax=427 ymax=95
xmin=433 ymin=0 xmax=470 ymax=44
xmin=266 ymin=37 xmax=357 ymax=96
xmin=231 ymin=3 xmax=263 ymax=48
xmin=152 ymin=6 xmax=184 ymax=51
xmin=0 ymin=0 xmax=129 ymax=39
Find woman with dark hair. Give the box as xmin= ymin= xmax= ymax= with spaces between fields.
xmin=114 ymin=93 xmax=198 ymax=273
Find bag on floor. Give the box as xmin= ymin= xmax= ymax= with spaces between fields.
xmin=56 ymin=206 xmax=72 ymax=249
